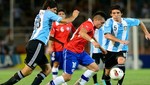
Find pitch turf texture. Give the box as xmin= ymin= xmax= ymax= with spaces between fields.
xmin=0 ymin=68 xmax=150 ymax=85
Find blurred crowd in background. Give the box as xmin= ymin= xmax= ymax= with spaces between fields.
xmin=1 ymin=0 xmax=150 ymax=27
xmin=0 ymin=0 xmax=150 ymax=57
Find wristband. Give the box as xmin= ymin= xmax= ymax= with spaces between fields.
xmin=90 ymin=39 xmax=95 ymax=43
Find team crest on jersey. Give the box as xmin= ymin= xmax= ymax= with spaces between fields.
xmin=114 ymin=25 xmax=117 ymax=31
xmin=66 ymin=27 xmax=71 ymax=31
xmin=124 ymin=26 xmax=127 ymax=30
xmin=60 ymin=27 xmax=64 ymax=32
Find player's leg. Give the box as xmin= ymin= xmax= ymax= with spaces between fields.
xmin=74 ymin=51 xmax=99 ymax=85
xmin=31 ymin=45 xmax=51 ymax=85
xmin=50 ymin=49 xmax=77 ymax=85
xmin=32 ymin=63 xmax=51 ymax=85
xmin=51 ymin=52 xmax=61 ymax=79
xmin=103 ymin=52 xmax=117 ymax=85
xmin=50 ymin=73 xmax=72 ymax=85
xmin=100 ymin=54 xmax=106 ymax=85
xmin=101 ymin=68 xmax=106 ymax=85
xmin=103 ymin=68 xmax=112 ymax=85
xmin=116 ymin=51 xmax=127 ymax=85
xmin=0 ymin=65 xmax=33 ymax=85
xmin=28 ymin=40 xmax=51 ymax=85
xmin=92 ymin=53 xmax=101 ymax=85
xmin=0 ymin=40 xmax=42 ymax=85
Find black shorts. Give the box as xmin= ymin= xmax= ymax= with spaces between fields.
xmin=25 ymin=40 xmax=49 ymax=69
xmin=104 ymin=51 xmax=127 ymax=69
xmin=92 ymin=53 xmax=106 ymax=64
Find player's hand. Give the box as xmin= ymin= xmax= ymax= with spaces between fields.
xmin=92 ymin=42 xmax=100 ymax=48
xmin=47 ymin=47 xmax=53 ymax=54
xmin=72 ymin=10 xmax=79 ymax=18
xmin=120 ymin=40 xmax=129 ymax=45
xmin=145 ymin=34 xmax=150 ymax=40
xmin=102 ymin=50 xmax=107 ymax=54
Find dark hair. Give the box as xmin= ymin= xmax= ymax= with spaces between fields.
xmin=110 ymin=5 xmax=123 ymax=13
xmin=57 ymin=9 xmax=66 ymax=14
xmin=42 ymin=0 xmax=58 ymax=10
xmin=92 ymin=11 xmax=107 ymax=20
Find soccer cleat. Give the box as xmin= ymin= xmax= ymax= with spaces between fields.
xmin=94 ymin=83 xmax=99 ymax=85
xmin=62 ymin=82 xmax=67 ymax=85
xmin=102 ymin=80 xmax=112 ymax=85
xmin=46 ymin=82 xmax=50 ymax=85
xmin=102 ymin=80 xmax=106 ymax=85
xmin=73 ymin=78 xmax=81 ymax=85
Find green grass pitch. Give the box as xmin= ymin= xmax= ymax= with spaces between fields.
xmin=0 ymin=68 xmax=150 ymax=85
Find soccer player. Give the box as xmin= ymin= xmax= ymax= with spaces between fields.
xmin=47 ymin=9 xmax=76 ymax=85
xmin=90 ymin=27 xmax=106 ymax=85
xmin=0 ymin=0 xmax=79 ymax=85
xmin=103 ymin=5 xmax=150 ymax=85
xmin=49 ymin=11 xmax=107 ymax=85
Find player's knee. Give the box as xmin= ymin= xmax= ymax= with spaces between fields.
xmin=117 ymin=57 xmax=126 ymax=64
xmin=42 ymin=65 xmax=51 ymax=75
xmin=94 ymin=65 xmax=100 ymax=72
xmin=21 ymin=67 xmax=33 ymax=76
xmin=62 ymin=73 xmax=72 ymax=82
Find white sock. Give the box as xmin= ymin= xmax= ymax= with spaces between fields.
xmin=53 ymin=76 xmax=65 ymax=85
xmin=80 ymin=70 xmax=96 ymax=85
xmin=52 ymin=67 xmax=58 ymax=79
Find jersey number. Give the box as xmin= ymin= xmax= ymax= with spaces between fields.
xmin=34 ymin=16 xmax=41 ymax=29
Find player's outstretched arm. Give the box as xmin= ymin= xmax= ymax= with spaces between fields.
xmin=139 ymin=21 xmax=150 ymax=40
xmin=104 ymin=33 xmax=129 ymax=44
xmin=60 ymin=10 xmax=79 ymax=23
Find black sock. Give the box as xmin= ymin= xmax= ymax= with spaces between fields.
xmin=92 ymin=74 xmax=97 ymax=84
xmin=101 ymin=69 xmax=105 ymax=80
xmin=117 ymin=64 xmax=125 ymax=85
xmin=2 ymin=71 xmax=24 ymax=85
xmin=104 ymin=75 xmax=111 ymax=85
xmin=31 ymin=72 xmax=46 ymax=85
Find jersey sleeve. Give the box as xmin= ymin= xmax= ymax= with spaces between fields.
xmin=103 ymin=19 xmax=113 ymax=34
xmin=47 ymin=11 xmax=62 ymax=22
xmin=70 ymin=23 xmax=76 ymax=33
xmin=125 ymin=18 xmax=140 ymax=26
xmin=82 ymin=21 xmax=93 ymax=32
xmin=50 ymin=22 xmax=56 ymax=37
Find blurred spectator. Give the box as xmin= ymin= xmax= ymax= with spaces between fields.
xmin=141 ymin=3 xmax=150 ymax=18
xmin=14 ymin=4 xmax=23 ymax=26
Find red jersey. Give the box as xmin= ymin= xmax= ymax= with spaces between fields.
xmin=65 ymin=18 xmax=95 ymax=53
xmin=50 ymin=22 xmax=76 ymax=51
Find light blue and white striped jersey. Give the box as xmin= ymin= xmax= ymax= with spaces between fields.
xmin=103 ymin=18 xmax=140 ymax=52
xmin=30 ymin=10 xmax=62 ymax=45
xmin=90 ymin=26 xmax=106 ymax=54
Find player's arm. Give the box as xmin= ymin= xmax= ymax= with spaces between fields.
xmin=92 ymin=37 xmax=107 ymax=54
xmin=47 ymin=39 xmax=54 ymax=54
xmin=104 ymin=33 xmax=129 ymax=44
xmin=79 ymin=27 xmax=107 ymax=54
xmin=139 ymin=21 xmax=150 ymax=40
xmin=60 ymin=10 xmax=79 ymax=23
xmin=49 ymin=36 xmax=64 ymax=45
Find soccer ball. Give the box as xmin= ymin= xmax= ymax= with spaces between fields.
xmin=109 ymin=68 xmax=124 ymax=80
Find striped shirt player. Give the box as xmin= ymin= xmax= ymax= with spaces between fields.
xmin=0 ymin=0 xmax=79 ymax=85
xmin=90 ymin=27 xmax=106 ymax=63
xmin=90 ymin=27 xmax=106 ymax=85
xmin=102 ymin=5 xmax=150 ymax=85
xmin=103 ymin=17 xmax=141 ymax=68
xmin=103 ymin=17 xmax=141 ymax=85
xmin=104 ymin=18 xmax=140 ymax=52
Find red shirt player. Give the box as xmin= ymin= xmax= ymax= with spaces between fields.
xmin=47 ymin=9 xmax=76 ymax=83
xmin=49 ymin=11 xmax=107 ymax=85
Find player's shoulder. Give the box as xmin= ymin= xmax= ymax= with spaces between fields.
xmin=83 ymin=19 xmax=93 ymax=26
